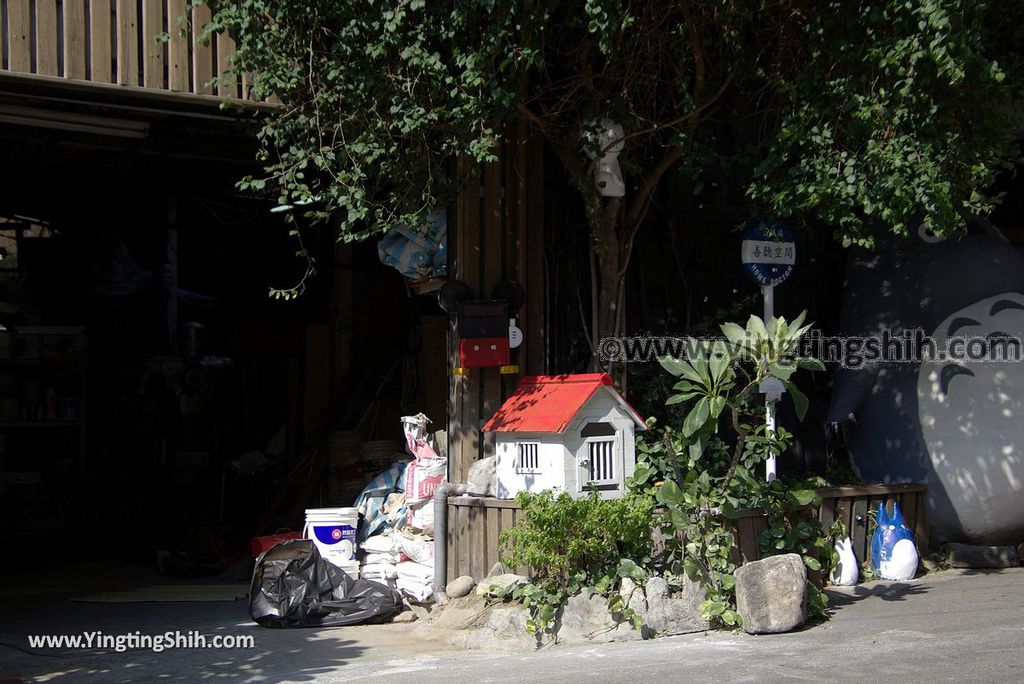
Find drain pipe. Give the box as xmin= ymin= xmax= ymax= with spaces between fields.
xmin=433 ymin=481 xmax=467 ymax=599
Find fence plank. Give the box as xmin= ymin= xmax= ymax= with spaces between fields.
xmin=141 ymin=0 xmax=164 ymax=88
xmin=116 ymin=0 xmax=139 ymax=85
xmin=63 ymin=0 xmax=87 ymax=79
xmin=447 ymin=501 xmax=458 ymax=583
xmin=215 ymin=31 xmax=238 ymax=97
xmin=457 ymin=504 xmax=471 ymax=579
xmin=34 ymin=0 xmax=59 ymax=76
xmin=167 ymin=0 xmax=189 ymax=91
xmin=851 ymin=497 xmax=868 ymax=564
xmin=486 ymin=507 xmax=501 ymax=573
xmin=191 ymin=3 xmax=213 ymax=94
xmin=7 ymin=0 xmax=32 ymax=73
xmin=89 ymin=0 xmax=114 ymax=82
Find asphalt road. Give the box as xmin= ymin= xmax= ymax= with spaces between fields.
xmin=1 ymin=567 xmax=1021 ymax=683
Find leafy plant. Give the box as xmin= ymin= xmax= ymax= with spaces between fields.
xmin=499 ymin=490 xmax=655 ymax=635
xmin=630 ymin=311 xmax=836 ymax=625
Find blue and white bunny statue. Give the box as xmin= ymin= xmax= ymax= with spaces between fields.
xmin=871 ymin=501 xmax=919 ymax=581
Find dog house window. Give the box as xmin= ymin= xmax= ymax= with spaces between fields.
xmin=515 ymin=442 xmax=541 ymax=474
xmin=580 ymin=422 xmax=617 ymax=486
xmin=587 ymin=439 xmax=616 ymax=482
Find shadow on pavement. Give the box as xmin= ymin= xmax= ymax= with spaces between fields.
xmin=824 ymin=580 xmax=929 ymax=615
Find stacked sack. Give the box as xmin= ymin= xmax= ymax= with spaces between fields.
xmin=358 ymin=532 xmax=401 ymax=588
xmin=394 ymin=528 xmax=435 ymax=602
xmin=355 ymin=414 xmax=446 ymax=602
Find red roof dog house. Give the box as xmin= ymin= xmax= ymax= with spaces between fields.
xmin=483 ymin=374 xmax=647 ymax=499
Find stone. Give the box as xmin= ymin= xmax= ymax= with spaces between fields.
xmin=485 ymin=606 xmax=530 ymax=637
xmin=555 ymin=589 xmax=640 ymax=644
xmin=487 ymin=561 xmax=510 ymax=577
xmin=475 ymin=573 xmax=529 ymax=597
xmin=642 ymin=575 xmax=709 ymax=636
xmin=392 ymin=610 xmax=418 ymax=623
xmin=734 ymin=553 xmax=807 ymax=634
xmin=947 ymin=543 xmax=1020 ymax=569
xmin=619 ymin=577 xmax=647 ymax=616
xmin=446 ymin=575 xmax=476 ymax=598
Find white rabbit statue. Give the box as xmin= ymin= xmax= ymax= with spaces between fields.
xmin=831 ymin=536 xmax=859 ymax=586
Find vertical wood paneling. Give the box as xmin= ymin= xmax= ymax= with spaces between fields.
xmin=141 ymin=0 xmax=165 ymax=88
xmin=62 ymin=0 xmax=87 ymax=79
xmin=457 ymin=504 xmax=470 ymax=578
xmin=851 ymin=497 xmax=868 ymax=563
xmin=191 ymin=3 xmax=213 ymax=94
xmin=89 ymin=0 xmax=114 ymax=82
xmin=525 ymin=130 xmax=546 ymax=373
xmin=34 ymin=0 xmax=59 ymax=76
xmin=216 ymin=32 xmax=238 ymax=97
xmin=116 ymin=0 xmax=139 ymax=85
xmin=167 ymin=0 xmax=189 ymax=91
xmin=486 ymin=507 xmax=500 ymax=573
xmin=480 ymin=159 xmax=503 ymax=460
xmin=7 ymin=0 xmax=32 ymax=73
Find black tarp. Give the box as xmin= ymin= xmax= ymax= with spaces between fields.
xmin=249 ymin=540 xmax=404 ymax=628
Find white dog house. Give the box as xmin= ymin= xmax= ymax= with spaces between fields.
xmin=483 ymin=373 xmax=646 ymax=499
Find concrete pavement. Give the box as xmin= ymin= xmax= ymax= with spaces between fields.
xmin=1 ymin=567 xmax=1021 ymax=682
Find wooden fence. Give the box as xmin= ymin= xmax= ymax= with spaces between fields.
xmin=446 ymin=484 xmax=928 ymax=582
xmin=0 ymin=0 xmax=253 ymax=98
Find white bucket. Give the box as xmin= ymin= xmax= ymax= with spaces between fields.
xmin=303 ymin=507 xmax=359 ymax=567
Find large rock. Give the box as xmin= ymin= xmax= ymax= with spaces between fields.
xmin=734 ymin=553 xmax=807 ymax=634
xmin=643 ymin=576 xmax=709 ymax=636
xmin=947 ymin=543 xmax=1020 ymax=568
xmin=556 ymin=589 xmax=640 ymax=644
xmin=446 ymin=575 xmax=476 ymax=598
xmin=476 ymin=573 xmax=529 ymax=597
xmin=619 ymin=577 xmax=647 ymax=616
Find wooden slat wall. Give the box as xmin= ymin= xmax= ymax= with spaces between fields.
xmin=191 ymin=4 xmax=214 ymax=95
xmin=0 ymin=0 xmax=250 ymax=100
xmin=115 ymin=0 xmax=139 ymax=85
xmin=142 ymin=0 xmax=165 ymax=88
xmin=447 ymin=496 xmax=530 ymax=581
xmin=167 ymin=0 xmax=189 ymax=91
xmin=448 ymin=485 xmax=928 ymax=583
xmin=7 ymin=0 xmax=32 ymax=73
xmin=63 ymin=1 xmax=87 ymax=80
xmin=89 ymin=0 xmax=114 ymax=83
xmin=448 ymin=124 xmax=546 ymax=483
xmin=34 ymin=0 xmax=59 ymax=76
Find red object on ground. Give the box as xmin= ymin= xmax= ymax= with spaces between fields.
xmin=482 ymin=373 xmax=645 ymax=433
xmin=251 ymin=530 xmax=302 ymax=558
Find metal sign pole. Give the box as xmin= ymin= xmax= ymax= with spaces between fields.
xmin=763 ymin=284 xmax=777 ymax=482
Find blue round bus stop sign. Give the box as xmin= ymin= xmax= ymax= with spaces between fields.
xmin=741 ymin=220 xmax=795 ymax=287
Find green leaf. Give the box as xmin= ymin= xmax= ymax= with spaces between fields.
xmin=804 ymin=556 xmax=822 ymax=571
xmin=796 ymin=357 xmax=826 ymax=372
xmin=790 ymin=489 xmax=818 ymax=506
xmin=682 ymin=398 xmax=710 ymax=437
xmin=656 ymin=479 xmax=685 ymax=506
xmin=786 ymin=382 xmax=809 ymax=421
